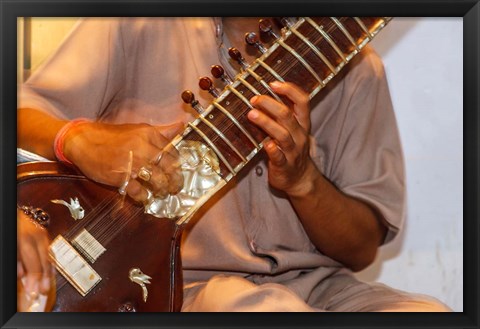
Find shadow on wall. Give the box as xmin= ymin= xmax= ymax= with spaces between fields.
xmin=355 ymin=218 xmax=408 ymax=282
xmin=355 ymin=18 xmax=418 ymax=282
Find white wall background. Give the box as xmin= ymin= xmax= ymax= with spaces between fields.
xmin=20 ymin=17 xmax=463 ymax=312
xmin=356 ymin=17 xmax=463 ymax=312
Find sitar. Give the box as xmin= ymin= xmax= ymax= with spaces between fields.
xmin=17 ymin=17 xmax=391 ymax=312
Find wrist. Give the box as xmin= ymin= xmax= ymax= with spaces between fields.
xmin=53 ymin=118 xmax=91 ymax=164
xmin=285 ymin=161 xmax=321 ymax=198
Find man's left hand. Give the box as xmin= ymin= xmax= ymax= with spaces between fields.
xmin=247 ymin=81 xmax=318 ymax=197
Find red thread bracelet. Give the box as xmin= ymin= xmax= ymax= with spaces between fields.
xmin=53 ymin=118 xmax=90 ymax=164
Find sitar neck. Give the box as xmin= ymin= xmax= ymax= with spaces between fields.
xmin=158 ymin=17 xmax=392 ymax=224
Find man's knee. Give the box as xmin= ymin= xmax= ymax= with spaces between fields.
xmin=380 ymin=296 xmax=452 ymax=312
xmin=183 ymin=275 xmax=257 ymax=311
xmin=183 ymin=275 xmax=314 ymax=312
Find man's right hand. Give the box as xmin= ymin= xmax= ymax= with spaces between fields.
xmin=62 ymin=121 xmax=185 ymax=204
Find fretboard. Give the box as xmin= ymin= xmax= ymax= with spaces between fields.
xmin=172 ymin=17 xmax=391 ymax=224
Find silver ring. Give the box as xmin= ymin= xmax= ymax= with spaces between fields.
xmin=118 ymin=179 xmax=130 ymax=196
xmin=153 ymin=151 xmax=163 ymax=165
xmin=143 ymin=189 xmax=154 ymax=206
xmin=137 ymin=166 xmax=153 ymax=182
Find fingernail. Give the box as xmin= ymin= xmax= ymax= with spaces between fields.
xmin=26 ymin=276 xmax=39 ymax=294
xmin=250 ymin=96 xmax=258 ymax=104
xmin=270 ymin=81 xmax=283 ymax=88
xmin=41 ymin=276 xmax=51 ymax=292
xmin=266 ymin=140 xmax=277 ymax=150
xmin=248 ymin=109 xmax=259 ymax=120
xmin=17 ymin=261 xmax=25 ymax=278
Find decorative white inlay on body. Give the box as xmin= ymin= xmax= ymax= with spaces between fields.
xmin=49 ymin=235 xmax=101 ymax=296
xmin=145 ymin=140 xmax=222 ymax=219
xmin=71 ymin=228 xmax=107 ymax=263
xmin=51 ymin=197 xmax=85 ymax=220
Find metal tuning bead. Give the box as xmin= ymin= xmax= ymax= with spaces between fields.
xmin=199 ymin=76 xmax=220 ymax=98
xmin=211 ymin=65 xmax=233 ymax=85
xmin=245 ymin=32 xmax=267 ymax=54
xmin=18 ymin=205 xmax=50 ymax=227
xmin=258 ymin=18 xmax=280 ymax=39
xmin=181 ymin=90 xmax=205 ymax=114
xmin=228 ymin=47 xmax=248 ymax=70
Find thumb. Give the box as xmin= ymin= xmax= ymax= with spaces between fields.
xmin=154 ymin=122 xmax=185 ymax=141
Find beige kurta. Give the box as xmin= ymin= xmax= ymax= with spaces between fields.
xmin=20 ymin=18 xmax=448 ymax=311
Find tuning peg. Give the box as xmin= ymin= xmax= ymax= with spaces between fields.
xmin=181 ymin=90 xmax=205 ymax=114
xmin=198 ymin=76 xmax=220 ymax=98
xmin=258 ymin=18 xmax=280 ymax=39
xmin=245 ymin=32 xmax=267 ymax=54
xmin=228 ymin=47 xmax=248 ymax=70
xmin=280 ymin=17 xmax=297 ymax=28
xmin=211 ymin=65 xmax=233 ymax=84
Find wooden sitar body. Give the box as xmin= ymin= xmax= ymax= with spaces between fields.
xmin=17 ymin=162 xmax=184 ymax=312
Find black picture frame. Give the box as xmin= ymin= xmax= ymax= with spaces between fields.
xmin=1 ymin=0 xmax=478 ymax=328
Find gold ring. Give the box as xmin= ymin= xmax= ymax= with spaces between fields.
xmin=137 ymin=166 xmax=153 ymax=182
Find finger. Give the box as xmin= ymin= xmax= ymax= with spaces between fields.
xmin=250 ymin=95 xmax=300 ymax=132
xmin=153 ymin=141 xmax=181 ymax=168
xmin=40 ymin=274 xmax=52 ymax=295
xmin=19 ymin=243 xmax=43 ymax=294
xmin=269 ymin=81 xmax=311 ymax=132
xmin=125 ymin=179 xmax=154 ymax=203
xmin=148 ymin=122 xmax=185 ymax=151
xmin=36 ymin=236 xmax=52 ymax=294
xmin=17 ymin=228 xmax=25 ymax=278
xmin=264 ymin=140 xmax=287 ymax=166
xmin=165 ymin=170 xmax=184 ymax=195
xmin=154 ymin=122 xmax=185 ymax=141
xmin=159 ymin=145 xmax=184 ymax=194
xmin=25 ymin=273 xmax=40 ymax=296
xmin=250 ymin=95 xmax=306 ymax=147
xmin=150 ymin=143 xmax=184 ymax=195
xmin=17 ymin=261 xmax=25 ymax=279
xmin=247 ymin=109 xmax=296 ymax=152
xmin=143 ymin=169 xmax=170 ymax=198
xmin=20 ymin=240 xmax=43 ymax=275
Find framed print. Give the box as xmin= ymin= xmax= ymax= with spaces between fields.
xmin=1 ymin=0 xmax=478 ymax=328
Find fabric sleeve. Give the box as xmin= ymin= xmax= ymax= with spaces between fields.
xmin=18 ymin=18 xmax=127 ymax=120
xmin=325 ymin=48 xmax=406 ymax=244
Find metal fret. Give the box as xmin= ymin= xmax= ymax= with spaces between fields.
xmin=197 ymin=115 xmax=247 ymax=163
xmin=187 ymin=122 xmax=236 ymax=174
xmin=286 ymin=21 xmax=336 ymax=75
xmin=301 ymin=18 xmax=347 ymax=63
xmin=371 ymin=17 xmax=390 ymax=36
xmin=246 ymin=68 xmax=285 ymax=104
xmin=212 ymin=101 xmax=260 ymax=148
xmin=277 ymin=39 xmax=323 ymax=85
xmin=330 ymin=17 xmax=360 ymax=52
xmin=226 ymin=84 xmax=255 ymax=109
xmin=255 ymin=58 xmax=285 ymax=82
xmin=237 ymin=77 xmax=261 ymax=96
xmin=353 ymin=17 xmax=373 ymax=39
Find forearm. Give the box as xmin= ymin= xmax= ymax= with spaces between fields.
xmin=18 ymin=108 xmax=67 ymax=160
xmin=287 ymin=160 xmax=387 ymax=272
